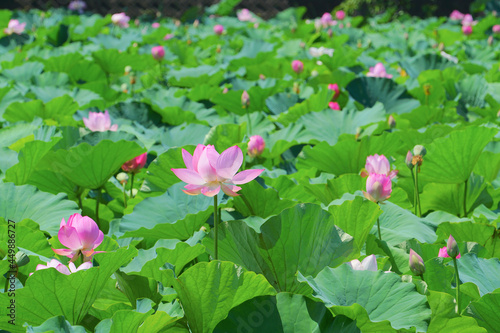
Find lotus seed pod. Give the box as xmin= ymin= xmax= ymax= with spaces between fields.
xmin=116 ymin=172 xmax=129 ymax=184
xmin=15 ymin=251 xmax=30 ymax=267
xmin=413 ymin=145 xmax=427 ymax=157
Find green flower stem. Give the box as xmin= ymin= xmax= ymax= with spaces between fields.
xmin=453 ymin=257 xmax=461 ymax=314
xmin=123 ymin=184 xmax=127 ymax=208
xmin=415 ymin=167 xmax=421 ymax=217
xmin=96 ymin=188 xmax=101 ymax=226
xmin=130 ymin=173 xmax=135 ymax=198
xmin=420 ymin=274 xmax=425 ymax=282
xmin=411 ymin=168 xmax=417 ymax=215
xmin=78 ymin=193 xmax=83 ymax=210
xmin=377 ymin=216 xmax=382 ymax=241
xmin=246 ymin=109 xmax=252 ymax=137
xmin=463 ymin=178 xmax=468 ymax=217
xmin=214 ymin=195 xmax=219 ymax=260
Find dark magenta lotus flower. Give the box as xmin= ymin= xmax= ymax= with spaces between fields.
xmin=291 ymin=60 xmax=304 ymax=74
xmin=171 ymin=144 xmax=264 ymax=197
xmin=214 ymin=24 xmax=224 ymax=35
xmin=122 ymin=152 xmax=147 ymax=173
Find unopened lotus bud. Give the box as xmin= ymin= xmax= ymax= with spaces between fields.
xmin=174 ymin=19 xmax=181 ymax=27
xmin=130 ymin=74 xmax=136 ymax=85
xmin=497 ymin=109 xmax=500 ymax=117
xmin=355 ymin=127 xmax=362 ymax=140
xmin=248 ymin=135 xmax=265 ymax=157
xmin=299 ymin=42 xmax=306 ymax=49
xmin=15 ymin=251 xmax=30 ymax=267
xmin=241 ymin=90 xmax=250 ymax=108
xmin=388 ymin=115 xmax=396 ymax=128
xmin=405 ymin=151 xmax=414 ymax=170
xmin=446 ymin=235 xmax=459 ymax=259
xmin=121 ymin=83 xmax=128 ymax=93
xmin=132 ymin=42 xmax=138 ymax=48
xmin=413 ymin=145 xmax=427 ymax=157
xmin=311 ymin=69 xmax=319 ymax=77
xmin=117 ymin=172 xmax=129 ymax=185
xmin=259 ymin=74 xmax=266 ymax=80
xmin=124 ymin=65 xmax=132 ymax=75
xmin=409 ymin=249 xmax=425 ymax=276
xmin=222 ymin=87 xmax=228 ymax=94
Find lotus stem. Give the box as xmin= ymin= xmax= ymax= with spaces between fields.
xmin=130 ymin=173 xmax=135 ymax=198
xmin=246 ymin=110 xmax=252 ymax=137
xmin=453 ymin=257 xmax=461 ymax=314
xmin=123 ymin=183 xmax=127 ymax=208
xmin=214 ymin=195 xmax=219 ymax=260
xmin=411 ymin=168 xmax=417 ymax=215
xmin=96 ymin=188 xmax=101 ymax=226
xmin=377 ymin=216 xmax=382 ymax=241
xmin=463 ymin=178 xmax=468 ymax=217
xmin=415 ymin=167 xmax=421 ymax=217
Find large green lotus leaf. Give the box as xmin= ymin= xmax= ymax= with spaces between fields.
xmin=263 ymin=174 xmax=319 ymax=204
xmin=466 ymin=292 xmax=500 ymax=332
xmin=0 ymin=248 xmax=136 ymax=331
xmin=296 ymin=131 xmax=403 ymax=176
xmin=456 ymin=74 xmax=488 ymax=108
xmin=0 ymin=220 xmax=53 ymax=258
xmin=161 ymin=123 xmax=211 ymax=149
xmin=168 ymin=65 xmax=225 ymax=88
xmin=203 ymin=204 xmax=356 ymax=293
xmin=474 ymin=151 xmax=500 ymax=183
xmin=120 ymin=183 xmax=215 ymax=241
xmin=172 ymin=261 xmax=276 ymax=333
xmin=377 ymin=201 xmax=437 ymax=246
xmin=423 ymin=258 xmax=454 ymax=295
xmin=328 ymin=196 xmax=381 ymax=252
xmin=0 ymin=183 xmax=79 ymax=235
xmin=35 ymin=140 xmax=145 ymax=189
xmin=436 ymin=222 xmax=495 ymax=249
xmin=265 ymin=92 xmax=299 ymax=116
xmin=305 ymin=174 xmax=365 ymax=206
xmin=203 ymin=123 xmax=246 ymax=153
xmin=400 ymin=53 xmax=453 ymax=78
xmin=113 ymin=271 xmax=162 ymax=307
xmin=457 ymin=254 xmax=500 ymax=296
xmin=94 ymin=299 xmax=155 ymax=333
xmin=419 ymin=126 xmax=497 ymax=184
xmin=27 ymin=169 xmax=79 ymax=201
xmin=1 ymin=61 xmax=44 ymax=82
xmin=24 ymin=316 xmax=86 ymax=333
xmin=298 ymin=264 xmax=431 ymax=332
xmin=92 ymin=49 xmax=156 ymax=74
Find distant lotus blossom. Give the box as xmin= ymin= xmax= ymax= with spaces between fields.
xmin=214 ymin=24 xmax=224 ymax=35
xmin=248 ymin=135 xmax=265 ymax=157
xmin=164 ymin=33 xmax=175 ymax=40
xmin=363 ymin=173 xmax=392 ymax=203
xmin=320 ymin=12 xmax=333 ymax=27
xmin=122 ymin=152 xmax=147 ymax=173
xmin=367 ymin=62 xmax=393 ymax=79
xmin=111 ymin=12 xmax=130 ymax=28
xmin=336 ymin=10 xmax=346 ymax=20
xmin=83 ymin=110 xmax=118 ymax=132
xmin=241 ymin=90 xmax=250 ymax=107
xmin=362 ymin=154 xmax=398 ymax=179
xmin=462 ymin=25 xmax=472 ymax=35
xmin=328 ymin=83 xmax=340 ymax=99
xmin=151 ymin=22 xmax=160 ymax=28
xmin=4 ymin=19 xmax=26 ymax=35
xmin=348 ymin=255 xmax=377 ymax=271
xmin=461 ymin=14 xmax=476 ymax=26
xmin=68 ymin=0 xmax=86 ymax=13
xmin=52 ymin=213 xmax=104 ymax=262
xmin=171 ymin=144 xmax=264 ymax=197
xmin=309 ymin=46 xmax=334 ymax=57
xmin=237 ymin=8 xmax=256 ymax=22
xmin=291 ymin=60 xmax=304 ymax=74
xmin=449 ymin=10 xmax=465 ymax=20
xmin=329 ymin=101 xmax=341 ymax=110
xmin=493 ymin=25 xmax=500 ymax=34
xmin=151 ymin=45 xmax=165 ymax=60
xmin=438 ymin=246 xmax=461 ymax=259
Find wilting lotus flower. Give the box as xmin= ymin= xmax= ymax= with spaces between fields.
xmin=248 ymin=135 xmax=265 ymax=157
xmin=328 ymin=83 xmax=340 ymax=99
xmin=238 ymin=8 xmax=256 ymax=22
xmin=409 ymin=249 xmax=426 ymax=276
xmin=83 ymin=110 xmax=118 ymax=132
xmin=291 ymin=60 xmax=304 ymax=74
xmin=151 ymin=22 xmax=160 ymax=28
xmin=348 ymin=254 xmax=377 ymax=271
xmin=4 ymin=19 xmax=26 ymax=35
xmin=111 ymin=12 xmax=130 ymax=28
xmin=336 ymin=10 xmax=346 ymax=20
xmin=329 ymin=101 xmax=341 ymax=110
xmin=151 ymin=46 xmax=165 ymax=60
xmin=171 ymin=144 xmax=264 ymax=197
xmin=122 ymin=152 xmax=147 ymax=173
xmin=450 ymin=10 xmax=465 ymax=20
xmin=462 ymin=25 xmax=472 ymax=35
xmin=52 ymin=213 xmax=104 ymax=262
xmin=214 ymin=24 xmax=224 ymax=35
xmin=363 ymin=173 xmax=392 ymax=203
xmin=68 ymin=0 xmax=86 ymax=13
xmin=362 ymin=154 xmax=398 ymax=179
xmin=367 ymin=63 xmax=393 ymax=79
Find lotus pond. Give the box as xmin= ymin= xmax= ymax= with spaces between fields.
xmin=0 ymin=2 xmax=500 ymax=332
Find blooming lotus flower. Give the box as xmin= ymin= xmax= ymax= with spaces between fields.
xmin=238 ymin=9 xmax=256 ymax=22
xmin=336 ymin=10 xmax=345 ymax=20
xmin=291 ymin=60 xmax=304 ymax=74
xmin=171 ymin=144 xmax=264 ymax=197
xmin=328 ymin=83 xmax=340 ymax=99
xmin=52 ymin=213 xmax=104 ymax=262
xmin=68 ymin=0 xmax=86 ymax=13
xmin=362 ymin=154 xmax=398 ymax=179
xmin=409 ymin=249 xmax=426 ymax=276
xmin=248 ymin=135 xmax=265 ymax=157
xmin=4 ymin=19 xmax=26 ymax=35
xmin=83 ymin=110 xmax=118 ymax=132
xmin=320 ymin=13 xmax=333 ymax=27
xmin=493 ymin=25 xmax=500 ymax=34
xmin=111 ymin=12 xmax=130 ymax=28
xmin=214 ymin=24 xmax=224 ymax=35
xmin=309 ymin=46 xmax=334 ymax=57
xmin=329 ymin=101 xmax=341 ymax=110
xmin=151 ymin=46 xmax=165 ymax=61
xmin=450 ymin=10 xmax=465 ymax=20
xmin=32 ymin=260 xmax=92 ymax=276
xmin=164 ymin=33 xmax=175 ymax=40
xmin=367 ymin=63 xmax=393 ymax=79
xmin=363 ymin=173 xmax=392 ymax=203
xmin=152 ymin=22 xmax=160 ymax=28
xmin=461 ymin=14 xmax=475 ymax=26
xmin=122 ymin=152 xmax=147 ymax=173
xmin=348 ymin=254 xmax=377 ymax=271
xmin=438 ymin=246 xmax=461 ymax=259
xmin=462 ymin=25 xmax=472 ymax=35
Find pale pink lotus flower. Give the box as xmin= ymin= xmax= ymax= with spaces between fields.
xmin=32 ymin=260 xmax=92 ymax=276
xmin=164 ymin=33 xmax=175 ymax=40
xmin=83 ymin=110 xmax=118 ymax=132
xmin=336 ymin=10 xmax=346 ymax=20
xmin=68 ymin=0 xmax=86 ymax=13
xmin=237 ymin=9 xmax=256 ymax=22
xmin=222 ymin=87 xmax=229 ymax=94
xmin=461 ymin=14 xmax=475 ymax=26
xmin=248 ymin=135 xmax=265 ymax=157
xmin=291 ymin=60 xmax=304 ymax=74
xmin=438 ymin=246 xmax=461 ymax=259
xmin=363 ymin=173 xmax=392 ymax=203
xmin=171 ymin=144 xmax=264 ymax=197
xmin=367 ymin=63 xmax=393 ymax=79
xmin=362 ymin=154 xmax=398 ymax=179
xmin=329 ymin=101 xmax=340 ymax=110
xmin=450 ymin=10 xmax=465 ymax=20
xmin=151 ymin=22 xmax=160 ymax=28
xmin=4 ymin=19 xmax=26 ymax=35
xmin=493 ymin=25 xmax=500 ymax=34
xmin=241 ymin=90 xmax=250 ymax=107
xmin=122 ymin=152 xmax=147 ymax=173
xmin=151 ymin=45 xmax=165 ymax=61
xmin=462 ymin=25 xmax=472 ymax=35
xmin=328 ymin=83 xmax=340 ymax=99
xmin=111 ymin=12 xmax=130 ymax=28
xmin=320 ymin=13 xmax=333 ymax=27
xmin=214 ymin=24 xmax=224 ymax=35
xmin=348 ymin=254 xmax=377 ymax=271
xmin=52 ymin=213 xmax=104 ymax=262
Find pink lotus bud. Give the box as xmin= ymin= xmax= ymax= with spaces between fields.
xmin=259 ymin=74 xmax=266 ymax=80
xmin=164 ymin=33 xmax=175 ymax=40
xmin=241 ymin=90 xmax=250 ymax=107
xmin=4 ymin=19 xmax=26 ymax=35
xmin=406 ymin=151 xmax=414 ymax=169
xmin=320 ymin=13 xmax=333 ymax=27
xmin=254 ymin=23 xmax=259 ymax=29
xmin=291 ymin=60 xmax=304 ymax=74
xmin=363 ymin=173 xmax=392 ymax=203
xmin=248 ymin=135 xmax=265 ymax=157
xmin=388 ymin=115 xmax=396 ymax=128
xmin=214 ymin=24 xmax=224 ymax=35
xmin=409 ymin=249 xmax=426 ymax=276
xmin=328 ymin=83 xmax=340 ymax=99
xmin=151 ymin=45 xmax=165 ymax=61
xmin=111 ymin=12 xmax=130 ymax=28
xmin=222 ymin=87 xmax=228 ymax=94
xmin=461 ymin=14 xmax=474 ymax=26
xmin=450 ymin=10 xmax=465 ymax=20
xmin=122 ymin=152 xmax=147 ymax=173
xmin=447 ymin=235 xmax=460 ymax=259
xmin=83 ymin=110 xmax=118 ymax=132
xmin=336 ymin=10 xmax=346 ymax=20
xmin=329 ymin=101 xmax=341 ymax=110
xmin=462 ymin=25 xmax=472 ymax=35
xmin=152 ymin=22 xmax=160 ymax=28
xmin=493 ymin=25 xmax=500 ymax=34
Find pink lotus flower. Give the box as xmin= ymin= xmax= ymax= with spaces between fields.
xmin=461 ymin=14 xmax=475 ymax=26
xmin=151 ymin=46 xmax=165 ymax=61
xmin=367 ymin=63 xmax=393 ymax=79
xmin=214 ymin=24 xmax=224 ymax=35
xmin=462 ymin=25 xmax=472 ymax=35
xmin=52 ymin=213 xmax=104 ymax=262
xmin=248 ymin=135 xmax=265 ymax=157
xmin=122 ymin=152 xmax=147 ymax=173
xmin=32 ymin=259 xmax=92 ymax=276
xmin=438 ymin=246 xmax=461 ymax=259
xmin=164 ymin=33 xmax=175 ymax=40
xmin=328 ymin=83 xmax=340 ymax=99
xmin=83 ymin=110 xmax=118 ymax=132
xmin=241 ymin=90 xmax=250 ymax=107
xmin=362 ymin=154 xmax=398 ymax=179
xmin=329 ymin=101 xmax=341 ymax=110
xmin=348 ymin=254 xmax=377 ymax=271
xmin=4 ymin=19 xmax=26 ymax=35
xmin=111 ymin=12 xmax=130 ymax=28
xmin=363 ymin=173 xmax=392 ymax=203
xmin=336 ymin=10 xmax=346 ymax=20
xmin=493 ymin=25 xmax=500 ymax=34
xmin=320 ymin=13 xmax=333 ymax=27
xmin=450 ymin=10 xmax=465 ymax=20
xmin=171 ymin=144 xmax=264 ymax=197
xmin=237 ymin=9 xmax=256 ymax=22
xmin=291 ymin=60 xmax=304 ymax=74
xmin=68 ymin=0 xmax=86 ymax=13
xmin=152 ymin=22 xmax=160 ymax=28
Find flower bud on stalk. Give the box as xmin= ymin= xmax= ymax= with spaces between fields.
xmin=241 ymin=90 xmax=250 ymax=108
xmin=388 ymin=115 xmax=396 ymax=129
xmin=405 ymin=151 xmax=414 ymax=170
xmin=409 ymin=249 xmax=425 ymax=276
xmin=447 ymin=235 xmax=460 ymax=259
